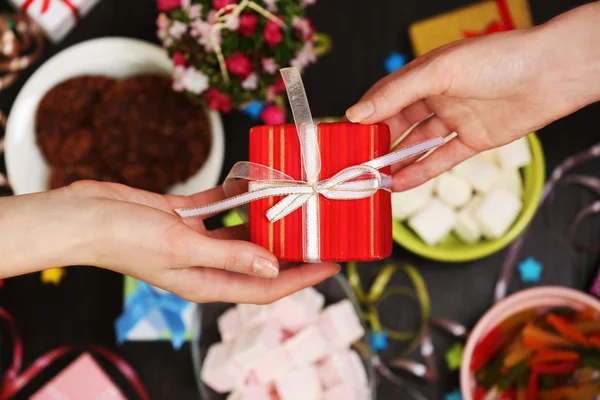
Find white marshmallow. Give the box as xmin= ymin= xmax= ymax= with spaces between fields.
xmin=498 ymin=168 xmax=523 ymax=197
xmin=318 ymin=300 xmax=365 ymax=351
xmin=454 ymin=209 xmax=481 ymax=244
xmin=318 ymin=350 xmax=368 ymax=389
xmin=453 ymin=158 xmax=501 ymax=194
xmin=408 ymin=199 xmax=457 ymax=246
xmin=283 ymin=325 xmax=330 ymax=367
xmin=252 ymin=345 xmax=295 ymax=384
xmin=274 ymin=365 xmax=322 ymax=400
xmin=233 ymin=323 xmax=283 ymax=370
xmin=201 ymin=342 xmax=245 ymax=393
xmin=218 ymin=307 xmax=241 ymax=343
xmin=473 ymin=149 xmax=498 ymax=165
xmin=391 ymin=180 xmax=434 ymax=220
xmin=226 ymin=384 xmax=272 ymax=400
xmin=322 ymin=383 xmax=371 ymax=400
xmin=435 ymin=172 xmax=472 ymax=208
xmin=474 ymin=188 xmax=522 ymax=240
xmin=237 ymin=304 xmax=272 ymax=328
xmin=270 ymin=287 xmax=324 ymax=334
xmin=496 ymin=137 xmax=532 ymax=170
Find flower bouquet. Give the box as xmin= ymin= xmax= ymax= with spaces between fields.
xmin=156 ymin=0 xmax=327 ymax=124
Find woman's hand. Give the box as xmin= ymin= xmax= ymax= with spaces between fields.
xmin=0 ymin=181 xmax=340 ymax=304
xmin=346 ymin=2 xmax=600 ymax=191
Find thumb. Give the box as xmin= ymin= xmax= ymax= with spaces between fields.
xmin=180 ymin=232 xmax=280 ymax=279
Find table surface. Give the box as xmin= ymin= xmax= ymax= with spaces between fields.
xmin=1 ymin=0 xmax=599 ymax=399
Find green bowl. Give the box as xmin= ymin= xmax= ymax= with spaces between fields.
xmin=392 ymin=133 xmax=545 ymax=262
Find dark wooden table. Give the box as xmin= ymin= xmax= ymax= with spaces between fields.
xmin=1 ymin=0 xmax=599 ymax=399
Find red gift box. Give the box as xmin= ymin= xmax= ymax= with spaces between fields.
xmin=249 ymin=122 xmax=393 ymax=262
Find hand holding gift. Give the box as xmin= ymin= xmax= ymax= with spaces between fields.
xmin=345 ymin=1 xmax=600 ymax=194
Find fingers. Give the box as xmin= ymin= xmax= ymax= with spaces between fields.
xmin=392 ymin=138 xmax=477 ymax=192
xmin=346 ymin=60 xmax=446 ymax=124
xmin=165 ymin=186 xmax=226 ymax=211
xmin=209 ymin=225 xmax=249 ymax=241
xmin=390 ymin=115 xmax=453 ymax=174
xmin=167 ymin=262 xmax=341 ymax=304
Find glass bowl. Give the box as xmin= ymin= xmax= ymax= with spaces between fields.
xmin=191 ymin=273 xmax=377 ymax=399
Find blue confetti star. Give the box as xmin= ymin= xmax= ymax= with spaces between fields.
xmin=369 ymin=331 xmax=388 ymax=352
xmin=384 ymin=52 xmax=408 ymax=74
xmin=518 ymin=256 xmax=543 ymax=283
xmin=242 ymin=100 xmax=265 ymax=120
xmin=444 ymin=389 xmax=463 ymax=400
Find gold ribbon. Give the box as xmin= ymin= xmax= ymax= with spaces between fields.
xmin=210 ymin=0 xmax=286 ymax=84
xmin=347 ymin=261 xmax=431 ymax=355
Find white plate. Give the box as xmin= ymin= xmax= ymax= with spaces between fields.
xmin=5 ymin=37 xmax=225 ymax=196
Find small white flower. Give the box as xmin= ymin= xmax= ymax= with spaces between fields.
xmin=188 ymin=4 xmax=202 ymax=19
xmin=241 ymin=73 xmax=258 ymax=90
xmin=302 ymin=0 xmax=316 ymax=5
xmin=181 ymin=0 xmax=191 ymax=9
xmin=169 ymin=20 xmax=188 ymax=40
xmin=263 ymin=0 xmax=278 ymax=12
xmin=183 ymin=67 xmax=210 ymax=94
xmin=291 ymin=42 xmax=316 ymax=71
xmin=172 ymin=65 xmax=187 ymax=92
xmin=225 ymin=14 xmax=239 ymax=30
xmin=262 ymin=58 xmax=278 ymax=74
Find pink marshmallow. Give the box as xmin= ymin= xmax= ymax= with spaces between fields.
xmin=238 ymin=303 xmax=272 ymax=328
xmin=270 ymin=296 xmax=317 ymax=334
xmin=299 ymin=287 xmax=325 ymax=313
xmin=318 ymin=300 xmax=365 ymax=350
xmin=318 ymin=350 xmax=368 ymax=389
xmin=322 ymin=382 xmax=370 ymax=400
xmin=274 ymin=365 xmax=322 ymax=400
xmin=218 ymin=307 xmax=241 ymax=343
xmin=201 ymin=342 xmax=245 ymax=394
xmin=283 ymin=325 xmax=330 ymax=367
xmin=252 ymin=345 xmax=295 ymax=384
xmin=233 ymin=322 xmax=283 ymax=370
xmin=227 ymin=383 xmax=272 ymax=400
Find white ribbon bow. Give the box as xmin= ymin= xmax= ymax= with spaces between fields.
xmin=176 ymin=67 xmax=443 ymax=262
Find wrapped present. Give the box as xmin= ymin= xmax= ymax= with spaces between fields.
xmin=409 ymin=0 xmax=533 ymax=57
xmin=175 ymin=67 xmax=444 ymax=262
xmin=115 ymin=276 xmax=198 ymax=350
xmin=31 ymin=353 xmax=126 ymax=400
xmin=9 ymin=0 xmax=102 ymax=43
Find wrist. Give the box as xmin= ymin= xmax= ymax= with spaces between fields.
xmin=0 ymin=188 xmax=99 ymax=277
xmin=534 ymin=2 xmax=600 ymax=111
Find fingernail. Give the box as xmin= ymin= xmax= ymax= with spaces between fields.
xmin=346 ymin=100 xmax=374 ymax=122
xmin=252 ymin=257 xmax=279 ymax=278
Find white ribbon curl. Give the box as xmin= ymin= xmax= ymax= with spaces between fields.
xmin=176 ymin=67 xmax=444 ymax=262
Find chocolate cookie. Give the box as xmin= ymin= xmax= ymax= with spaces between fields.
xmin=93 ymin=75 xmax=211 ymax=182
xmin=36 ymin=76 xmax=114 ymax=165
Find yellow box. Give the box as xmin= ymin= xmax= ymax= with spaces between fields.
xmin=409 ymin=0 xmax=533 ymax=56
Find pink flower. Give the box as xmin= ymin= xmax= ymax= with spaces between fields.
xmin=157 ymin=0 xmax=181 ymax=12
xmin=271 ymin=77 xmax=286 ymax=93
xmin=264 ymin=18 xmax=283 ymax=48
xmin=191 ymin=19 xmax=221 ymax=51
xmin=291 ymin=42 xmax=316 ymax=71
xmin=261 ymin=105 xmax=285 ymax=125
xmin=263 ymin=0 xmax=278 ymax=12
xmin=302 ymin=0 xmax=316 ymax=5
xmin=213 ymin=0 xmax=235 ymax=10
xmin=173 ymin=66 xmax=209 ymax=94
xmin=204 ymin=88 xmax=232 ymax=113
xmin=172 ymin=51 xmax=186 ymax=66
xmin=262 ymin=58 xmax=278 ymax=74
xmin=293 ymin=17 xmax=314 ymax=41
xmin=225 ymin=52 xmax=253 ymax=80
xmin=207 ymin=10 xmax=218 ymax=23
xmin=188 ymin=4 xmax=202 ymax=19
xmin=169 ymin=20 xmax=188 ymax=39
xmin=238 ymin=13 xmax=258 ymax=37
